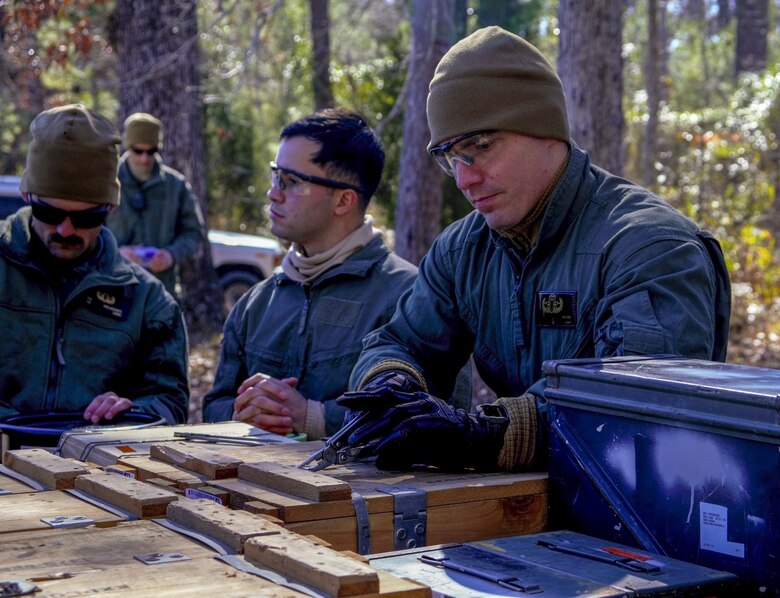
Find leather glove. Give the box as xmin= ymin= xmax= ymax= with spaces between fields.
xmin=337 ymin=390 xmax=509 ymax=472
xmin=358 ymin=369 xmax=423 ymax=396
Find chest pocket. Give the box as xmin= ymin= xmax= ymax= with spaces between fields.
xmin=311 ymin=296 xmax=361 ymax=328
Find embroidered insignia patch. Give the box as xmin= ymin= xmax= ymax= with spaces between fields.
xmin=537 ymin=291 xmax=577 ymax=327
xmin=84 ymin=288 xmax=131 ymax=321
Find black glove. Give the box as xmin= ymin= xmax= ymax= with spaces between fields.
xmin=358 ymin=369 xmax=424 ymax=396
xmin=337 ymin=390 xmax=509 ymax=471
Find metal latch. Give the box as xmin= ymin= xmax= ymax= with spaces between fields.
xmin=380 ymin=486 xmax=427 ymax=550
xmin=40 ymin=515 xmax=94 ymax=529
xmin=134 ymin=552 xmax=192 ymax=565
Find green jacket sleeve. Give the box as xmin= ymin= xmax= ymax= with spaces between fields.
xmin=127 ymin=286 xmax=190 ymax=423
xmin=165 ymin=177 xmax=204 ymax=265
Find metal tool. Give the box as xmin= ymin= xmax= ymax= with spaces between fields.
xmin=297 ymin=410 xmax=377 ymax=471
xmin=418 ymin=553 xmax=542 ymax=593
xmin=172 ymin=432 xmax=285 ymax=446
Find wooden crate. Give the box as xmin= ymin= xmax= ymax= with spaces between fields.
xmin=0 ymin=506 xmax=429 ymax=597
xmin=0 ymin=490 xmax=126 ymax=535
xmin=151 ymin=440 xmax=548 ymax=554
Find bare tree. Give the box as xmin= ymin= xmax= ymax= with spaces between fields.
xmin=114 ymin=0 xmax=224 ymax=334
xmin=735 ymin=0 xmax=768 ymax=75
xmin=557 ymin=0 xmax=624 ymax=175
xmin=310 ymin=0 xmax=334 ymax=110
xmin=642 ymin=0 xmax=662 ymax=187
xmin=394 ymin=0 xmax=454 ymax=265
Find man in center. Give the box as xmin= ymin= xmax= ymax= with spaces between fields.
xmin=202 ymin=108 xmax=417 ymax=438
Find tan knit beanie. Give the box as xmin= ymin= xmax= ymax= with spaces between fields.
xmin=427 ymin=26 xmax=570 ymax=150
xmin=123 ymin=112 xmax=163 ymax=149
xmin=20 ymin=104 xmax=121 ymax=205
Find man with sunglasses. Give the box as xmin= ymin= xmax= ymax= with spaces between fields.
xmin=0 ymin=104 xmax=189 ymax=424
xmin=338 ymin=26 xmax=731 ymax=472
xmin=202 ymin=108 xmax=417 ymax=439
xmin=106 ymin=112 xmax=204 ymax=298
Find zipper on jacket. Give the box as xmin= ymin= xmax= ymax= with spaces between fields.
xmin=45 ymin=304 xmax=66 ymax=410
xmin=297 ymin=284 xmax=311 ymax=335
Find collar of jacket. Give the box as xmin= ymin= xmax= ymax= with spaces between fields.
xmin=490 ymin=143 xmax=595 ymax=256
xmin=118 ymin=154 xmax=164 ymax=189
xmin=0 ymin=207 xmax=140 ymax=287
xmin=274 ymin=235 xmax=390 ymax=287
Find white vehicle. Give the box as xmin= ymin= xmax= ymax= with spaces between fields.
xmin=208 ymin=228 xmax=282 ymax=308
xmin=0 ymin=175 xmax=282 ymax=307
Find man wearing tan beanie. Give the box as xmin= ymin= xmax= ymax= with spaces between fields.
xmin=106 ymin=112 xmax=204 ymax=298
xmin=0 ymin=104 xmax=188 ymax=424
xmin=336 ymin=27 xmax=731 ymax=473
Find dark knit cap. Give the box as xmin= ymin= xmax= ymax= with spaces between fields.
xmin=123 ymin=112 xmax=163 ymax=149
xmin=20 ymin=104 xmax=121 ymax=205
xmin=427 ymin=26 xmax=570 ymax=149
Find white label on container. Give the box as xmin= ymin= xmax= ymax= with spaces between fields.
xmin=700 ymin=501 xmax=745 ymax=558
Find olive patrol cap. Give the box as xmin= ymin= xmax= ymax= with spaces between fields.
xmin=20 ymin=103 xmax=121 ymax=205
xmin=123 ymin=112 xmax=163 ymax=149
xmin=427 ymin=26 xmax=570 ymax=149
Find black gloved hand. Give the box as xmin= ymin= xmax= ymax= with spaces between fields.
xmin=337 ymin=390 xmax=509 ymax=472
xmin=357 ymin=369 xmax=424 ymax=397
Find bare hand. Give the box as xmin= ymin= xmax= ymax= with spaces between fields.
xmin=119 ymin=245 xmax=142 ymax=264
xmin=83 ymin=392 xmax=133 ymax=424
xmin=147 ymin=248 xmax=174 ymax=273
xmin=233 ymin=374 xmax=305 ymax=435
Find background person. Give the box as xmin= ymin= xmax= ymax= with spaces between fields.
xmin=106 ymin=112 xmax=204 ymax=299
xmin=0 ymin=104 xmax=189 ymax=424
xmin=203 ymin=108 xmax=417 ymax=439
xmin=339 ymin=26 xmax=731 ymax=472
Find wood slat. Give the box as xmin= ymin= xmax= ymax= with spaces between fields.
xmin=245 ymin=530 xmax=380 ymax=597
xmin=150 ymin=441 xmax=242 ymax=479
xmin=238 ymin=461 xmax=352 ymax=503
xmin=74 ymin=471 xmax=178 ymax=518
xmin=4 ymin=449 xmax=89 ymax=490
xmin=166 ymin=498 xmax=285 ymax=552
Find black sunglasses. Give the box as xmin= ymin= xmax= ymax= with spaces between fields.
xmin=269 ymin=161 xmax=365 ymax=193
xmin=30 ymin=198 xmax=110 ymax=229
xmin=130 ymin=147 xmax=158 ymax=156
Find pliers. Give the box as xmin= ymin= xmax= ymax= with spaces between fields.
xmin=297 ymin=409 xmax=377 ymax=471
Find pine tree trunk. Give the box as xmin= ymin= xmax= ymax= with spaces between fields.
xmin=557 ymin=0 xmax=625 ymax=176
xmin=394 ymin=0 xmax=454 ymax=265
xmin=735 ymin=0 xmax=768 ymax=75
xmin=310 ymin=0 xmax=334 ymax=110
xmin=115 ymin=0 xmax=224 ymax=335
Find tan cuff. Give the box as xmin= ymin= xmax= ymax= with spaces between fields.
xmin=358 ymin=359 xmax=428 ymax=392
xmin=495 ymin=393 xmax=538 ymax=471
xmin=303 ymin=399 xmax=327 ymax=440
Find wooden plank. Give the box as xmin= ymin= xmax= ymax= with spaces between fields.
xmin=150 ymin=441 xmax=242 ymax=479
xmin=0 ymin=471 xmax=40 ymax=494
xmin=117 ymin=455 xmax=208 ymax=489
xmin=245 ymin=531 xmax=380 ymax=597
xmin=28 ymin=555 xmax=309 ymax=597
xmin=74 ymin=471 xmax=178 ymax=518
xmin=166 ymin=498 xmax=285 ymax=552
xmin=3 ymin=448 xmax=89 ymax=490
xmin=238 ymin=461 xmax=352 ymax=502
xmin=0 ymin=519 xmax=216 ymax=576
xmin=0 ymin=491 xmax=124 ymax=534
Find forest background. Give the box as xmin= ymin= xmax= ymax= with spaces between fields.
xmin=2 ymin=0 xmax=779 ymax=416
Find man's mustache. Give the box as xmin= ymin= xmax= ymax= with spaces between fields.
xmin=50 ymin=234 xmax=83 ymax=246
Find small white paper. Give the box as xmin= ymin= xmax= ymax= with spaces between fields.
xmin=700 ymin=501 xmax=745 ymax=558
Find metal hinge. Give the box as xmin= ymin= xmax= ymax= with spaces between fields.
xmin=40 ymin=515 xmax=94 ymax=529
xmin=379 ymin=486 xmax=427 ymax=550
